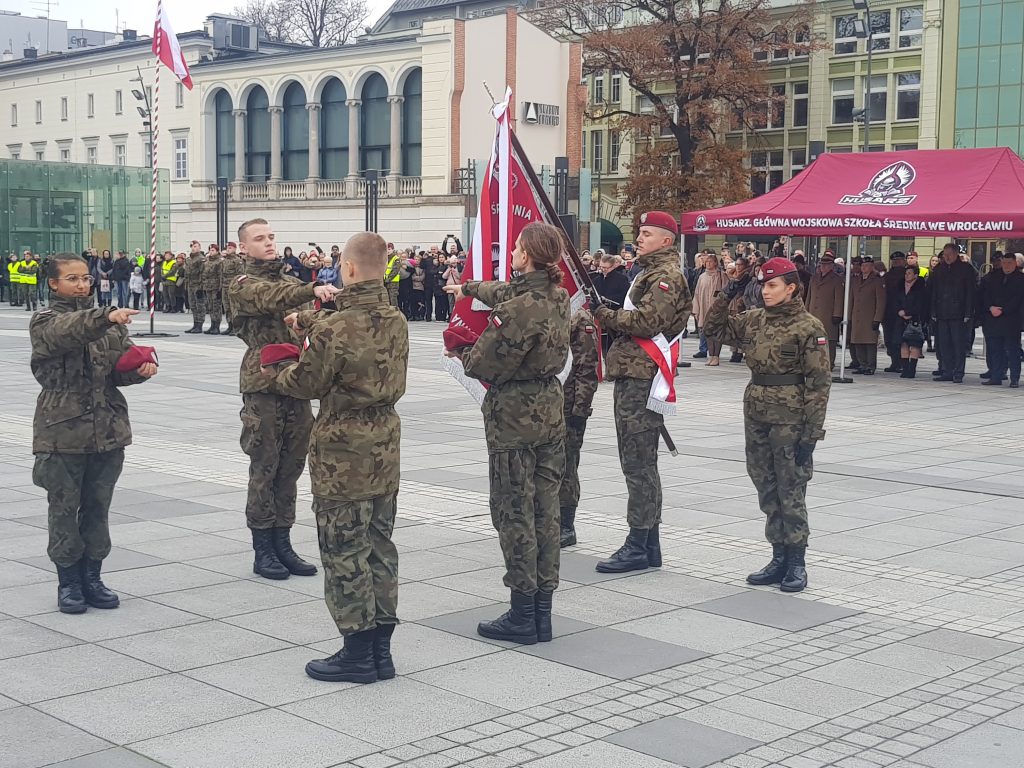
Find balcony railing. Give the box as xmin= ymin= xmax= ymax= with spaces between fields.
xmin=203 ymin=177 xmax=424 ymax=202
xmin=278 ymin=181 xmax=306 ymax=200
xmin=240 ymin=183 xmax=267 ymax=202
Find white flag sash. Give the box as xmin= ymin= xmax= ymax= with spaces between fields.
xmin=623 ymin=292 xmax=682 ymax=415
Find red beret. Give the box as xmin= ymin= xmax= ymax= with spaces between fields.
xmin=638 ymin=211 xmax=679 ymax=236
xmin=758 ymin=257 xmax=798 ymax=282
xmin=208 ymin=243 xmax=220 ymax=250
xmin=115 ymin=345 xmax=158 ymax=372
xmin=260 ymin=343 xmax=301 ymax=367
xmin=443 ymin=324 xmax=479 ymax=352
xmin=226 ymin=241 xmax=237 ymax=249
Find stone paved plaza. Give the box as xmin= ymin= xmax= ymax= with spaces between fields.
xmin=2 ymin=303 xmax=1024 ymax=768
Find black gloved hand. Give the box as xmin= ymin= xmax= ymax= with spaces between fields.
xmin=566 ymin=415 xmax=588 ymax=431
xmin=723 ymin=280 xmax=742 ymax=300
xmin=795 ymin=440 xmax=816 ymax=467
xmin=872 ymin=321 xmax=880 ymax=332
xmin=832 ymin=317 xmax=842 ymax=326
xmin=963 ymin=316 xmax=973 ymax=325
xmin=586 ymin=287 xmax=605 ymax=312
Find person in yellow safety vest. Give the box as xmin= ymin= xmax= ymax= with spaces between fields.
xmin=384 ymin=246 xmax=402 ymax=307
xmin=135 ymin=248 xmax=146 ymax=269
xmin=7 ymin=254 xmax=23 ymax=307
xmin=18 ymin=250 xmax=40 ymax=312
xmin=161 ymin=251 xmax=179 ymax=312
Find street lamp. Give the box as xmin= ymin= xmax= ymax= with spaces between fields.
xmin=131 ymin=70 xmax=153 ymax=171
xmin=851 ymin=0 xmax=873 ymax=154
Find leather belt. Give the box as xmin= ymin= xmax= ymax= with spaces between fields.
xmin=750 ymin=373 xmax=804 ymax=386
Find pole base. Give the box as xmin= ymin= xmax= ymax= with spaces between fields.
xmin=678 ymin=361 xmax=692 ymax=368
xmin=131 ymin=332 xmax=179 ymax=338
xmin=831 ymin=375 xmax=854 ymax=384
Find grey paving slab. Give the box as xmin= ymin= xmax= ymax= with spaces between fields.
xmin=911 ymin=723 xmax=1024 ymax=768
xmin=17 ymin=548 xmax=169 ymax=574
xmin=0 ymin=581 xmax=61 ymax=617
xmin=614 ymin=608 xmax=785 ymax=653
xmin=419 ymin=604 xmax=596 ymax=647
xmin=854 ymin=643 xmax=979 ymax=676
xmin=26 ymin=597 xmax=205 ymax=642
xmin=36 ymin=673 xmax=262 ymax=744
xmin=221 ymin=598 xmax=343 ymax=644
xmin=44 ymin=748 xmax=171 ymax=768
xmin=130 ymin=709 xmax=377 ymax=768
xmin=99 ymin=562 xmax=236 ymax=597
xmin=0 ymin=706 xmax=111 ymax=768
xmin=283 ymin=677 xmax=508 ymax=749
xmin=747 ymin=675 xmax=881 ymax=718
xmin=0 ymin=559 xmax=52 ymax=588
xmin=411 ymin=650 xmax=615 ymax=710
xmin=122 ymin=533 xmax=252 ymax=561
xmin=885 ymin=548 xmax=1016 ymax=577
xmin=0 ymin=616 xmax=80 ymax=659
xmin=803 ymin=658 xmax=933 ymax=697
xmin=523 ymin=741 xmax=684 ymax=767
xmin=146 ymin=579 xmax=314 ymax=619
xmin=677 ymin=704 xmax=797 ymax=742
xmin=906 ymin=628 xmax=1022 ymax=660
xmin=689 ymin=590 xmax=860 ymax=631
xmin=605 ymin=716 xmax=763 ymax=768
xmin=398 ymin=580 xmax=511 ymax=619
xmin=597 ymin=571 xmax=747 ymax=607
xmin=556 ymin=552 xmax=650 ymax=585
xmin=536 ymin=585 xmax=677 ymax=625
xmin=518 ymin=627 xmax=707 ymax=679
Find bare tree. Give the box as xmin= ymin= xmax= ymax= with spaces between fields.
xmin=232 ymin=0 xmax=291 ymax=42
xmin=233 ymin=0 xmax=370 ymax=47
xmin=530 ymin=0 xmax=817 ymax=219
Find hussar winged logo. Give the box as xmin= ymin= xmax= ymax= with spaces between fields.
xmin=694 ymin=214 xmax=709 ymax=232
xmin=839 ymin=161 xmax=918 ymax=205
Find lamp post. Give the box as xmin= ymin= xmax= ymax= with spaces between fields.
xmin=851 ymin=0 xmax=873 ymax=154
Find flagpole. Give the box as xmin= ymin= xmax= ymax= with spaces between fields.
xmin=149 ymin=2 xmax=161 ymax=335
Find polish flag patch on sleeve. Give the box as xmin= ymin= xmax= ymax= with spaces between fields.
xmin=584 ymin=325 xmax=595 ymax=334
xmin=816 ymin=337 xmax=828 ymax=345
xmin=303 ymin=336 xmax=311 ymax=351
xmin=491 ymin=314 xmax=504 ymax=328
xmin=236 ymin=274 xmax=248 ymax=283
xmin=658 ymin=281 xmax=670 ymax=292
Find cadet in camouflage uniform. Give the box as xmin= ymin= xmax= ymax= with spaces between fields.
xmin=270 ymin=232 xmax=409 ymax=684
xmin=202 ymin=244 xmax=224 ymax=334
xmin=183 ymin=240 xmax=206 ymax=333
xmin=703 ymin=257 xmax=832 ymax=592
xmin=446 ymin=221 xmax=570 ymax=645
xmin=559 ymin=307 xmax=600 ymax=548
xmin=591 ymin=211 xmax=692 ymax=574
xmin=29 ymin=253 xmax=158 ymax=613
xmin=227 ymin=218 xmax=340 ymax=581
xmin=220 ymin=241 xmax=243 ymax=335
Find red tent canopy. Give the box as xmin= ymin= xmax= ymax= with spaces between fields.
xmin=681 ymin=147 xmax=1024 ymax=238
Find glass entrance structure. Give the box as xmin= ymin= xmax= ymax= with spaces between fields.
xmin=0 ymin=160 xmax=169 ymax=256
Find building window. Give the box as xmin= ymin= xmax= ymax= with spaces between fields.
xmin=60 ymin=97 xmax=68 ymax=121
xmin=834 ymin=15 xmax=858 ymax=54
xmin=35 ymin=149 xmax=44 ymax=161
xmin=246 ymin=87 xmax=272 ymax=181
xmin=87 ymin=93 xmax=95 ymax=118
xmin=402 ymin=68 xmax=423 ymax=177
xmin=174 ymin=137 xmax=188 ymax=179
xmin=319 ymin=79 xmax=349 ymax=179
xmin=867 ymin=74 xmax=888 ymax=121
xmin=87 ymin=145 xmax=97 ymax=164
xmin=60 ymin=147 xmax=70 ymax=162
xmin=35 ymin=100 xmax=42 ymax=123
xmin=791 ymin=148 xmax=807 ymax=176
xmin=832 ymin=77 xmax=855 ymax=124
xmin=751 ymin=150 xmax=784 ymax=195
xmin=175 ymin=82 xmax=185 ymax=108
xmin=870 ymin=10 xmax=891 ymax=51
xmin=794 ymin=24 xmax=810 ymax=58
xmin=610 ymin=70 xmax=621 ymax=103
xmin=10 ymin=104 xmax=16 ymax=126
xmin=591 ymin=131 xmax=603 ymax=173
xmin=115 ymin=143 xmax=126 ymax=166
xmin=753 ymin=27 xmax=769 ymax=61
xmin=609 ymin=129 xmax=620 ymax=172
xmin=281 ymin=82 xmax=309 ymax=181
xmin=793 ymin=82 xmax=808 ymax=127
xmin=581 ymin=132 xmax=586 ymax=168
xmin=10 ymin=150 xmax=19 ymax=160
xmin=214 ymin=89 xmax=236 ymax=180
xmin=144 ymin=141 xmax=153 ymax=168
xmin=830 ymin=146 xmax=853 ymax=153
xmin=115 ymin=90 xmax=123 ymax=115
xmin=772 ymin=26 xmax=789 ymax=60
xmin=770 ymin=84 xmax=786 ymax=128
xmin=896 ymin=72 xmax=921 ymax=119
xmin=899 ymin=6 xmax=923 ymax=48
xmin=593 ymin=71 xmax=605 ymax=104
xmin=360 ymin=73 xmax=391 ymax=174
xmin=893 ymin=143 xmax=918 ymax=151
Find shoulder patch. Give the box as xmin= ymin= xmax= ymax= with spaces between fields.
xmin=584 ymin=325 xmax=595 ymax=334
xmin=236 ymin=274 xmax=249 ymax=283
xmin=816 ymin=337 xmax=828 ymax=346
xmin=302 ymin=335 xmax=311 ymax=351
xmin=35 ymin=309 xmax=55 ymax=316
xmin=491 ymin=314 xmax=503 ymax=328
xmin=658 ymin=281 xmax=670 ymax=292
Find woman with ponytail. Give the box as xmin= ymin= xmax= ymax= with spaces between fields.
xmin=444 ymin=221 xmax=571 ymax=644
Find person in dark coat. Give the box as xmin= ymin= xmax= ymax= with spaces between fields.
xmin=882 ymin=252 xmax=908 ymax=372
xmin=420 ymin=254 xmax=438 ymax=321
xmin=978 ymin=251 xmax=1024 ymax=387
xmin=894 ymin=266 xmax=930 ymax=378
xmin=791 ymin=252 xmax=812 ymax=301
xmin=593 ymin=254 xmax=631 ymax=356
xmin=929 ymin=243 xmax=978 ymax=383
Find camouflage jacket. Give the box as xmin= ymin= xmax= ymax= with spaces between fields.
xmin=29 ymin=297 xmax=149 ymax=454
xmin=564 ymin=308 xmax=599 ymax=420
xmin=220 ymin=254 xmax=244 ymax=312
xmin=593 ymin=247 xmax=692 ymax=380
xmin=273 ymin=281 xmax=408 ymax=501
xmin=201 ymin=254 xmax=223 ymax=291
xmin=703 ymin=295 xmax=831 ymax=442
xmin=183 ymin=253 xmax=205 ymax=288
xmin=228 ymin=259 xmax=317 ymax=395
xmin=462 ymin=271 xmax=571 ymax=451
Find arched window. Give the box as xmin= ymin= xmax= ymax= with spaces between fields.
xmin=794 ymin=24 xmax=811 ymax=58
xmin=402 ymin=69 xmax=422 ymax=177
xmin=246 ymin=87 xmax=271 ymax=182
xmin=773 ymin=26 xmax=789 ymax=60
xmin=360 ymin=73 xmax=391 ymax=174
xmin=320 ymin=78 xmax=349 ymax=178
xmin=214 ymin=90 xmax=234 ymax=180
xmin=282 ymin=82 xmax=309 ymax=181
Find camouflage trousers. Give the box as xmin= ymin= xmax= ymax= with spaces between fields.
xmin=313 ymin=492 xmax=399 ymax=635
xmin=240 ymin=393 xmax=313 ymax=529
xmin=558 ymin=419 xmax=587 ymax=509
xmin=745 ymin=417 xmax=812 ymax=546
xmin=188 ymin=288 xmax=204 ymax=323
xmin=204 ymin=290 xmax=223 ymax=327
xmin=614 ymin=377 xmax=663 ymax=529
xmin=32 ymin=449 xmax=125 ymax=567
xmin=488 ymin=441 xmax=564 ymax=594
xmin=386 ymin=282 xmax=399 ymax=308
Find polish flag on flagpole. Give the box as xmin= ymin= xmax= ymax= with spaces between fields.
xmin=152 ymin=1 xmax=192 ymax=89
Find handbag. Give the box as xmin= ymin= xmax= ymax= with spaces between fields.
xmin=902 ymin=321 xmax=925 ymax=347
xmin=100 ymin=279 xmax=111 ymax=293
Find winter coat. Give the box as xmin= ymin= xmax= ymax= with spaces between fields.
xmin=979 ymin=268 xmax=1024 ymax=336
xmin=849 ymin=272 xmax=886 ymax=344
xmin=111 ymin=256 xmax=133 ymax=282
xmin=693 ymin=269 xmax=729 ymax=327
xmin=928 ymin=259 xmax=977 ymax=321
xmin=893 ymin=277 xmax=929 ymax=345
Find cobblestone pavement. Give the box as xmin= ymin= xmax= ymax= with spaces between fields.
xmin=2 ymin=304 xmax=1023 ymax=768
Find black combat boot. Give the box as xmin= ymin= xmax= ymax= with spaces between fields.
xmin=80 ymin=558 xmax=120 ymax=608
xmin=780 ymin=545 xmax=808 ymax=593
xmin=374 ymin=623 xmax=396 ymax=680
xmin=251 ymin=528 xmax=289 ymax=580
xmin=56 ymin=563 xmax=87 ymax=614
xmin=900 ymin=359 xmax=918 ymax=379
xmin=185 ymin=321 xmax=203 ymax=334
xmin=477 ymin=591 xmax=538 ymax=644
xmin=646 ymin=524 xmax=662 ymax=568
xmin=559 ymin=507 xmax=577 ymax=548
xmin=535 ymin=590 xmax=553 ymax=642
xmin=271 ymin=527 xmax=318 ymax=576
xmin=729 ymin=352 xmax=744 ymax=363
xmin=746 ymin=544 xmax=788 ymax=586
xmin=305 ymin=628 xmax=379 ymax=683
xmin=595 ymin=528 xmax=649 ymax=573
xmin=203 ymin=325 xmax=220 ymax=335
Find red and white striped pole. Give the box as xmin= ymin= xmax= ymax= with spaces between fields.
xmin=148 ymin=0 xmax=163 ymax=334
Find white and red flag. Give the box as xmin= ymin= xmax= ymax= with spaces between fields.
xmin=152 ymin=1 xmax=193 ymax=90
